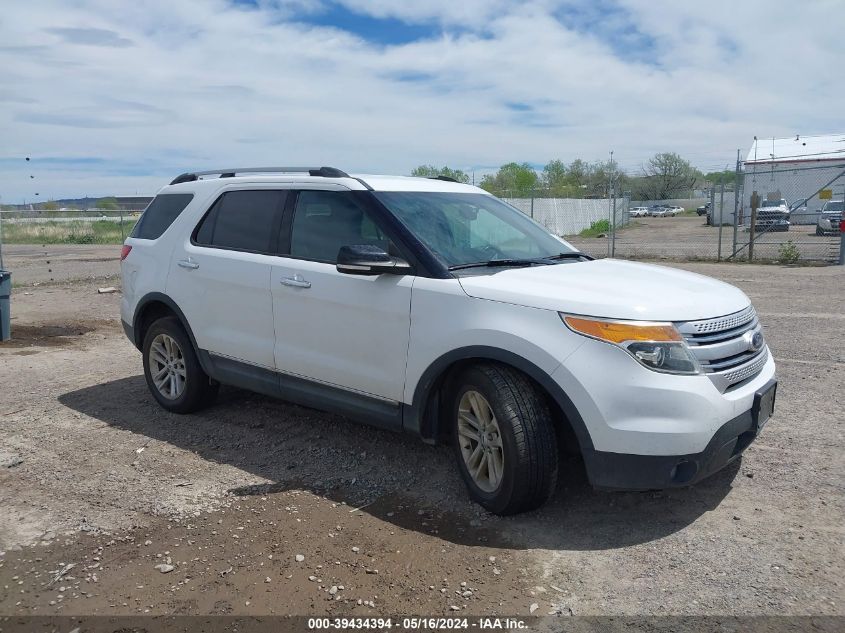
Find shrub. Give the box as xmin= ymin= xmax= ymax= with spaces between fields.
xmin=777 ymin=240 xmax=800 ymax=264
xmin=580 ymin=219 xmax=611 ymax=237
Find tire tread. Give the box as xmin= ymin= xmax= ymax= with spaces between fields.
xmin=452 ymin=363 xmax=558 ymax=515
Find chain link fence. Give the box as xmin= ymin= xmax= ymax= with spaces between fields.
xmin=725 ymin=161 xmax=845 ymax=262
xmin=0 ymin=209 xmax=140 ymax=245
xmin=1 ymin=171 xmax=842 ymax=265
xmin=501 ymin=163 xmax=843 ymax=264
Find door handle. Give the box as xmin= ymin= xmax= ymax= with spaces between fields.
xmin=280 ymin=274 xmax=311 ymax=288
xmin=177 ymin=258 xmax=199 ymax=270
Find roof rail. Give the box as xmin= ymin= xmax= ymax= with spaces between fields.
xmin=169 ymin=166 xmax=350 ymax=186
xmin=429 ymin=175 xmax=459 ymax=183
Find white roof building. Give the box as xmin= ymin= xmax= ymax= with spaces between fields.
xmin=745 ymin=133 xmax=845 ymax=166
xmin=737 ymin=134 xmax=845 ymax=229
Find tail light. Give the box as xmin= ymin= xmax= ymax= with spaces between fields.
xmin=120 ymin=245 xmax=132 ymax=261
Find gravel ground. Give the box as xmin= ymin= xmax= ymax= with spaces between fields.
xmin=0 ymin=259 xmax=842 ymax=619
xmin=2 ymin=244 xmax=121 ymax=286
xmin=570 ymin=216 xmax=840 ymax=262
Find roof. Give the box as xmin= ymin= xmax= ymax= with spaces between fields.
xmin=745 ymin=133 xmax=845 ymax=165
xmin=163 ymin=167 xmax=482 ymax=195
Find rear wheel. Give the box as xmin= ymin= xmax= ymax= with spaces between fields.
xmin=449 ymin=364 xmax=558 ymax=515
xmin=142 ymin=316 xmax=218 ymax=413
xmin=816 ymin=226 xmax=823 ymax=236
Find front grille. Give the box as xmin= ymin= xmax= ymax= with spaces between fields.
xmin=685 ymin=305 xmax=755 ymax=334
xmin=677 ymin=306 xmax=767 ymax=392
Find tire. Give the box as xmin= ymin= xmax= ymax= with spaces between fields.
xmin=142 ymin=316 xmax=218 ymax=413
xmin=816 ymin=226 xmax=823 ymax=236
xmin=449 ymin=363 xmax=558 ymax=515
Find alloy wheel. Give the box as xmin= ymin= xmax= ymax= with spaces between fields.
xmin=148 ymin=333 xmax=187 ymax=400
xmin=457 ymin=390 xmax=505 ymax=493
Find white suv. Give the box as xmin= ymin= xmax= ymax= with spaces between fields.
xmin=120 ymin=167 xmax=777 ymax=515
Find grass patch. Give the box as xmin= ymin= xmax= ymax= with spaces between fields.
xmin=579 ymin=219 xmax=611 ymax=237
xmin=1 ymin=220 xmax=137 ymax=245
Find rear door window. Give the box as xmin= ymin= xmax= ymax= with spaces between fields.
xmin=131 ymin=193 xmax=194 ymax=239
xmin=194 ymin=190 xmax=287 ymax=254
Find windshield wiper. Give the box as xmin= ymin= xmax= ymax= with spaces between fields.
xmin=448 ymin=252 xmax=590 ymax=271
xmin=545 ymin=252 xmax=592 ymax=261
xmin=448 ymin=258 xmax=553 ymax=271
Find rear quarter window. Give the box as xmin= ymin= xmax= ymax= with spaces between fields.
xmin=130 ymin=193 xmax=194 ymax=240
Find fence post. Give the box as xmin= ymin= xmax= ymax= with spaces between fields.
xmin=732 ymin=149 xmax=741 ymax=258
xmin=717 ymin=181 xmax=725 ymax=261
xmin=839 ymin=218 xmax=845 ymax=265
xmin=709 ymin=186 xmax=716 ymax=258
xmin=611 ymin=191 xmax=617 ymax=257
xmin=0 ymin=209 xmax=5 ymax=270
xmin=530 ymin=197 xmax=534 ymax=219
xmin=120 ymin=208 xmax=125 ymax=242
xmin=748 ymin=191 xmax=759 ymax=262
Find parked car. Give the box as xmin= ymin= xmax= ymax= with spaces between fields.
xmin=753 ymin=214 xmax=790 ymax=232
xmin=651 ymin=205 xmax=676 ymax=217
xmin=754 ymin=199 xmax=790 ymax=232
xmin=668 ymin=205 xmax=685 ymax=215
xmin=815 ymin=200 xmax=843 ymax=236
xmin=760 ymin=198 xmax=790 ymax=215
xmin=630 ymin=206 xmax=649 ymax=217
xmin=120 ymin=166 xmax=776 ymax=515
xmin=696 ymin=202 xmax=711 ymax=216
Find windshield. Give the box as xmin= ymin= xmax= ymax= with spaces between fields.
xmin=762 ymin=199 xmax=786 ymax=207
xmin=823 ymin=201 xmax=844 ymax=212
xmin=374 ymin=192 xmax=576 ymax=267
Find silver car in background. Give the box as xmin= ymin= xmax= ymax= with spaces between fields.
xmin=816 ymin=200 xmax=843 ymax=236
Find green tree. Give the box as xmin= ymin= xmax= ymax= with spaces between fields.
xmin=581 ymin=160 xmax=629 ymax=198
xmin=566 ymin=159 xmax=589 ymax=189
xmin=96 ymin=197 xmax=119 ymax=210
xmin=636 ymin=153 xmax=701 ymax=199
xmin=410 ymin=165 xmax=470 ymax=183
xmin=43 ymin=200 xmax=59 ymax=210
xmin=540 ymin=160 xmax=579 ymax=197
xmin=703 ymin=170 xmax=736 ymax=186
xmin=480 ymin=162 xmax=538 ymax=197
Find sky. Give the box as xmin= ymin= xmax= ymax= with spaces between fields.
xmin=1 ymin=0 xmax=843 ymax=202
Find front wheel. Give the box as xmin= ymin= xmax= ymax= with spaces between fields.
xmin=450 ymin=364 xmax=558 ymax=515
xmin=142 ymin=316 xmax=218 ymax=414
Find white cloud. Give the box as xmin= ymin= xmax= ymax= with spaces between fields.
xmin=0 ymin=0 xmax=842 ymax=201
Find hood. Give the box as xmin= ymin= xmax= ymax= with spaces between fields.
xmin=457 ymin=259 xmax=750 ymax=321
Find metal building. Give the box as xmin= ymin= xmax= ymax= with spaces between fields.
xmin=742 ymin=133 xmax=845 ymax=225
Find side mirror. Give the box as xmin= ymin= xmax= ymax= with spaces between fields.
xmin=336 ymin=244 xmax=411 ymax=276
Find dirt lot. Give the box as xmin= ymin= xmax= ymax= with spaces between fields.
xmin=0 ymin=248 xmax=843 ymax=621
xmin=2 ymin=244 xmax=121 ymax=286
xmin=570 ymin=215 xmax=840 ymax=262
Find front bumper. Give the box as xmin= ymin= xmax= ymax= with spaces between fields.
xmin=583 ymin=381 xmax=774 ymax=490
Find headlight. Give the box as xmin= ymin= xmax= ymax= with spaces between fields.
xmin=562 ymin=315 xmax=701 ymax=375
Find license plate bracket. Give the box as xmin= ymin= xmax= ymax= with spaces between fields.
xmin=752 ymin=380 xmax=777 ymax=433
